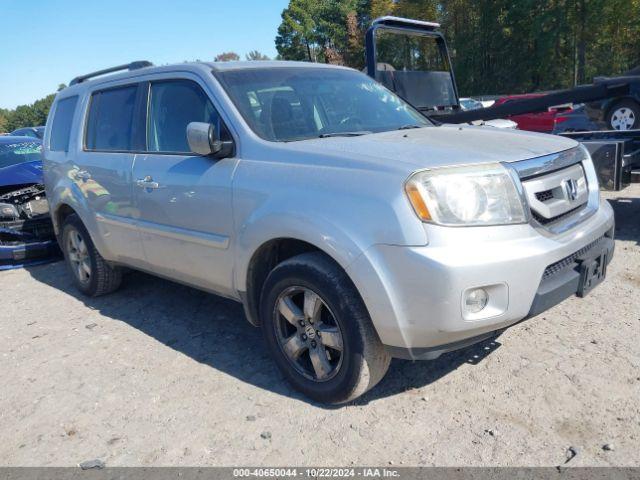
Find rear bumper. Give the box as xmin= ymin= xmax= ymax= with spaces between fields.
xmin=347 ymin=200 xmax=615 ymax=359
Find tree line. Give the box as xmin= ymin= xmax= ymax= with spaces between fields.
xmin=0 ymin=91 xmax=58 ymax=133
xmin=275 ymin=0 xmax=640 ymax=95
xmin=4 ymin=2 xmax=639 ymax=132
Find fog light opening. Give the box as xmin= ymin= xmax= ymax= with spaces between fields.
xmin=465 ymin=288 xmax=489 ymax=313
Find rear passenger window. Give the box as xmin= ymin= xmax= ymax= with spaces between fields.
xmin=147 ymin=80 xmax=230 ymax=153
xmin=50 ymin=96 xmax=78 ymax=152
xmin=85 ymin=85 xmax=138 ymax=151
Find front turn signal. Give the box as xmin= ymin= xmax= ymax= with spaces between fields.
xmin=405 ymin=183 xmax=432 ymax=221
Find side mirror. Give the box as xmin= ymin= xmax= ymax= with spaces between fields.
xmin=187 ymin=122 xmax=222 ymax=156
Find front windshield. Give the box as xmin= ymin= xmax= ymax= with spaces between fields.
xmin=216 ymin=67 xmax=430 ymax=142
xmin=0 ymin=141 xmax=42 ymax=169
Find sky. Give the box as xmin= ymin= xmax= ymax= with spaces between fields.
xmin=1 ymin=0 xmax=289 ymax=109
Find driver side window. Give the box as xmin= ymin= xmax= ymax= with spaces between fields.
xmin=147 ymin=79 xmax=230 ymax=153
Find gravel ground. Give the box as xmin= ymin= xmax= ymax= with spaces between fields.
xmin=1 ymin=186 xmax=639 ymax=467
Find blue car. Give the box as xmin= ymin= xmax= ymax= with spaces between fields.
xmin=9 ymin=126 xmax=45 ymax=139
xmin=0 ymin=136 xmax=58 ymax=269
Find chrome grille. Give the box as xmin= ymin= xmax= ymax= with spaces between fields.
xmin=521 ymin=163 xmax=588 ymax=225
xmin=531 ymin=204 xmax=585 ymax=225
xmin=509 ymin=147 xmax=598 ymax=234
xmin=535 ymin=189 xmax=554 ymax=202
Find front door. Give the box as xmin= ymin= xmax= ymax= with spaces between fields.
xmin=132 ymin=78 xmax=237 ymax=295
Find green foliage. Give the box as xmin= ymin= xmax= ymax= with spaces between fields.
xmin=0 ymin=92 xmax=57 ymax=133
xmin=275 ymin=0 xmax=640 ymax=95
xmin=275 ymin=0 xmax=365 ymax=64
xmin=276 ymin=15 xmax=313 ymax=61
xmin=440 ymin=0 xmax=640 ymax=94
xmin=246 ymin=50 xmax=271 ymax=61
xmin=0 ymin=109 xmax=9 ymax=133
xmin=370 ymin=0 xmax=394 ymax=18
xmin=0 ymin=82 xmax=67 ymax=133
xmin=214 ymin=52 xmax=241 ymax=62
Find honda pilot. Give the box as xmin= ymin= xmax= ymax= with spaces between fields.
xmin=43 ymin=61 xmax=615 ymax=403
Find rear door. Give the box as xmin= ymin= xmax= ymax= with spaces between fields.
xmin=132 ymin=76 xmax=237 ymax=296
xmin=74 ymin=82 xmax=146 ymax=264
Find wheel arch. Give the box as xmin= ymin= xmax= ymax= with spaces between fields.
xmin=54 ymin=203 xmax=76 ymax=237
xmin=605 ymin=96 xmax=640 ymax=118
xmin=241 ymin=236 xmax=361 ymax=327
xmin=50 ymin=200 xmax=112 ymax=261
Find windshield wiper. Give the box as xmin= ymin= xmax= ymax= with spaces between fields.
xmin=318 ymin=131 xmax=372 ymax=138
xmin=397 ymin=124 xmax=423 ymax=130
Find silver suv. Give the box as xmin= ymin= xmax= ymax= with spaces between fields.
xmin=43 ymin=61 xmax=615 ymax=403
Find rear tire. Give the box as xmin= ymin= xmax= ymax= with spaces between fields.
xmin=260 ymin=252 xmax=390 ymax=404
xmin=61 ymin=214 xmax=122 ymax=297
xmin=607 ymin=99 xmax=640 ymax=130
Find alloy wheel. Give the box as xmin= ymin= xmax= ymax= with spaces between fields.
xmin=610 ymin=107 xmax=636 ymax=130
xmin=66 ymin=228 xmax=91 ymax=284
xmin=273 ymin=286 xmax=345 ymax=382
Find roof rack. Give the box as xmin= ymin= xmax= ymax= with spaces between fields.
xmin=69 ymin=61 xmax=153 ymax=86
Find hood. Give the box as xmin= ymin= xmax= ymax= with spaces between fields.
xmin=0 ymin=160 xmax=43 ymax=188
xmin=286 ymin=125 xmax=578 ymax=172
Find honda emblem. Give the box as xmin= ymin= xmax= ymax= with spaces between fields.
xmin=563 ymin=178 xmax=578 ymax=201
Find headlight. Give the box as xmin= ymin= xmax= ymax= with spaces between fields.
xmin=405 ymin=163 xmax=527 ymax=226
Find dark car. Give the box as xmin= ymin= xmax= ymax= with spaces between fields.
xmin=587 ymin=68 xmax=640 ymax=130
xmin=551 ymin=103 xmax=601 ymax=133
xmin=0 ymin=136 xmax=58 ymax=269
xmin=9 ymin=126 xmax=45 ymax=139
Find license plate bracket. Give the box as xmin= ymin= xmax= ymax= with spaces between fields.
xmin=577 ymin=252 xmax=608 ymax=297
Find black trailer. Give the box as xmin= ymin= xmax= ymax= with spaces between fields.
xmin=364 ymin=16 xmax=640 ymax=191
xmin=561 ymin=129 xmax=640 ymax=190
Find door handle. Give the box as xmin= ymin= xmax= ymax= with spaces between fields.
xmin=74 ymin=170 xmax=91 ymax=181
xmin=136 ymin=175 xmax=160 ymax=189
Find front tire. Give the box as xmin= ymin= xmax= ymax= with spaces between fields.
xmin=607 ymin=99 xmax=640 ymax=130
xmin=61 ymin=214 xmax=122 ymax=297
xmin=260 ymin=252 xmax=390 ymax=404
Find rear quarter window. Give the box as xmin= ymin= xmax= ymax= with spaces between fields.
xmin=85 ymin=85 xmax=138 ymax=151
xmin=50 ymin=96 xmax=78 ymax=152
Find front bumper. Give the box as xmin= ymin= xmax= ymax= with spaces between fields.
xmin=526 ymin=234 xmax=613 ymax=318
xmin=347 ymin=201 xmax=615 ymax=360
xmin=0 ymin=239 xmax=60 ymax=270
xmin=0 ymin=217 xmax=60 ymax=270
